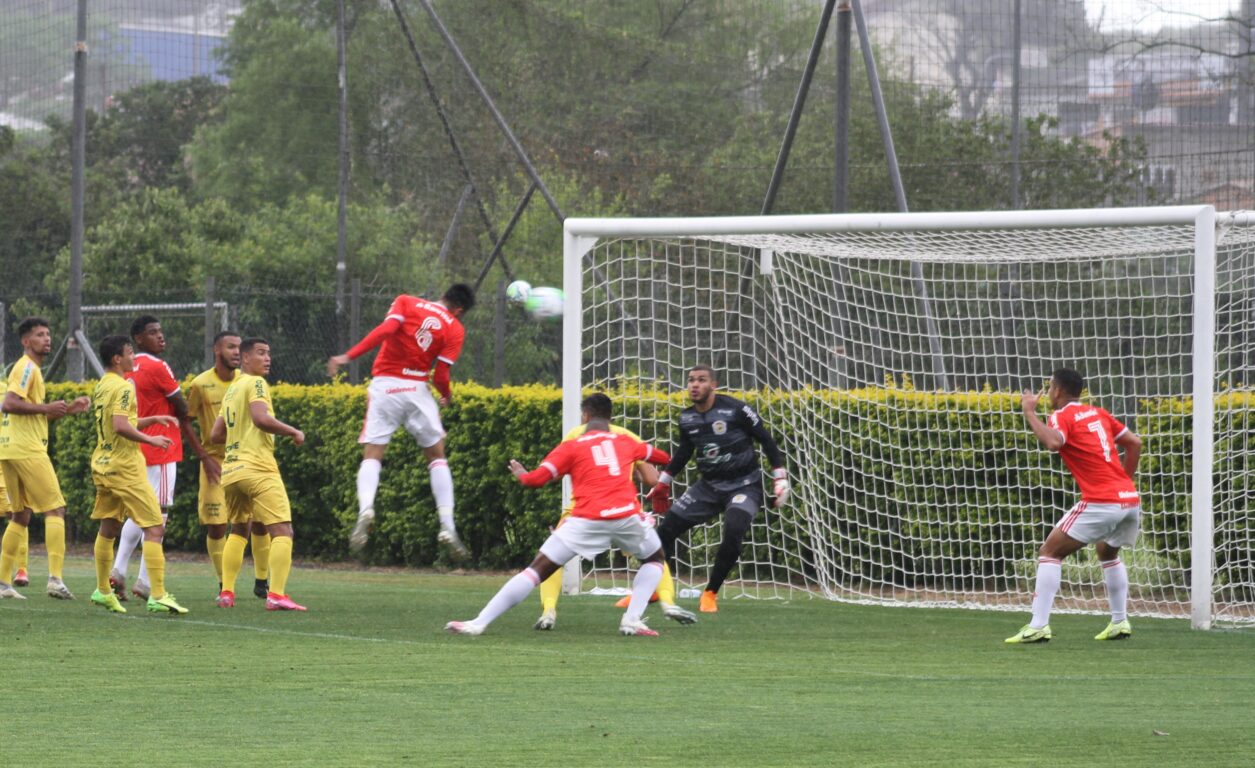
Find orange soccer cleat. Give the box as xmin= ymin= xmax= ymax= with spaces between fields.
xmin=699 ymin=590 xmax=718 ymax=613
xmin=614 ymin=592 xmax=659 ymax=609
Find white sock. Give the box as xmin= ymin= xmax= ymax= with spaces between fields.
xmin=625 ymin=562 xmax=664 ymax=622
xmin=474 ymin=568 xmax=541 ymax=627
xmin=356 ymin=458 xmax=382 ymax=514
xmin=429 ymin=459 xmax=454 ymax=528
xmin=1030 ymin=558 xmax=1061 ymax=629
xmin=113 ymin=518 xmax=144 ymax=575
xmin=1102 ymin=559 xmax=1129 ymax=623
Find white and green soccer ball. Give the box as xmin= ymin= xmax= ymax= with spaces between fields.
xmin=505 ymin=280 xmax=532 ymax=303
xmin=523 ymin=286 xmax=565 ymax=320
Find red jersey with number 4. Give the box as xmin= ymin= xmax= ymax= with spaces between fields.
xmin=126 ymin=352 xmax=182 ymax=465
xmin=534 ymin=430 xmax=668 ymax=520
xmin=370 ymin=295 xmax=465 ymax=381
xmin=1048 ymin=401 xmax=1138 ymax=503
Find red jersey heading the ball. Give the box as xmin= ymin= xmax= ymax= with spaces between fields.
xmin=350 ymin=295 xmax=465 ymax=382
xmin=126 ymin=352 xmax=182 ymax=465
xmin=524 ymin=430 xmax=669 ymax=520
xmin=1047 ymin=401 xmax=1138 ymax=503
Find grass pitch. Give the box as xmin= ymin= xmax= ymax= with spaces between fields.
xmin=3 ymin=555 xmax=1252 ymax=767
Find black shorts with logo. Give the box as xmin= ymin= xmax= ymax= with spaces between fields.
xmin=670 ymin=478 xmax=763 ymax=523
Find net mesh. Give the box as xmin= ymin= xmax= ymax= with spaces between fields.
xmin=575 ymin=215 xmax=1255 ymax=624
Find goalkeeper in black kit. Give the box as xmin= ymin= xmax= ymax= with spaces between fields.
xmin=647 ymin=364 xmax=790 ymax=613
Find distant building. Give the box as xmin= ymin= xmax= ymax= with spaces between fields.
xmin=115 ymin=2 xmax=239 ymax=84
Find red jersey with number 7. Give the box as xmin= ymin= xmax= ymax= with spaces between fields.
xmin=364 ymin=295 xmax=465 ymax=381
xmin=526 ymin=430 xmax=670 ymax=520
xmin=1047 ymin=401 xmax=1138 ymax=503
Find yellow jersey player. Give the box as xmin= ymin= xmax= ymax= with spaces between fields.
xmin=211 ymin=337 xmax=307 ymax=611
xmin=0 ymin=317 xmax=90 ymax=600
xmin=186 ymin=331 xmax=272 ymax=599
xmin=535 ymin=422 xmax=696 ymax=630
xmin=88 ymin=335 xmax=187 ymax=615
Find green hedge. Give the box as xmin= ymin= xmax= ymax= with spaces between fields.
xmin=37 ymin=383 xmax=1254 ymax=588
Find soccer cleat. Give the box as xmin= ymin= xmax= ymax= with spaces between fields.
xmin=614 ymin=592 xmax=659 ymax=609
xmin=253 ymin=578 xmax=270 ymax=599
xmin=1005 ymin=624 xmax=1052 ymax=644
xmin=147 ymin=594 xmax=189 ymax=615
xmin=13 ymin=568 xmax=29 ymax=587
xmin=445 ymin=620 xmax=485 ymax=636
xmin=131 ymin=580 xmax=151 ymax=601
xmin=91 ymin=589 xmax=126 ymax=613
xmin=216 ymin=591 xmax=235 ymax=608
xmin=1094 ymin=619 xmax=1132 ymax=641
xmin=349 ymin=507 xmax=375 ymax=554
xmin=699 ymin=590 xmax=718 ymax=613
xmin=109 ymin=568 xmax=128 ymax=602
xmin=265 ymin=593 xmax=307 ymax=612
xmin=437 ymin=527 xmax=469 ymax=560
xmin=619 ymin=617 xmax=659 ymax=637
xmin=0 ymin=583 xmax=26 ymax=600
xmin=534 ymin=610 xmax=556 ymax=631
xmin=46 ymin=576 xmax=75 ymax=600
xmin=661 ymin=602 xmax=698 ymax=625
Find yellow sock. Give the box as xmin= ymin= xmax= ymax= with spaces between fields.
xmin=94 ymin=535 xmax=114 ymax=593
xmin=658 ymin=561 xmax=676 ymax=604
xmin=251 ymin=531 xmax=271 ymax=580
xmin=0 ymin=521 xmax=23 ymax=585
xmin=141 ymin=540 xmax=166 ymax=599
xmin=221 ymin=534 xmax=247 ymax=593
xmin=539 ymin=566 xmax=562 ymax=613
xmin=16 ymin=524 xmax=28 ymax=573
xmin=206 ymin=535 xmax=226 ymax=581
xmin=268 ymin=535 xmax=293 ymax=596
xmin=44 ymin=516 xmax=66 ymax=579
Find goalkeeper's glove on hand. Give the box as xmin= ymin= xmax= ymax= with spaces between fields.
xmin=771 ymin=468 xmax=790 ymax=508
xmin=646 ymin=473 xmax=672 ymax=514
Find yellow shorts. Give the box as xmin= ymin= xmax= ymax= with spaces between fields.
xmin=0 ymin=479 xmax=9 ymax=515
xmin=198 ymin=463 xmax=227 ymax=525
xmin=91 ymin=474 xmax=163 ymax=528
xmin=223 ymin=472 xmax=291 ymax=527
xmin=1 ymin=457 xmax=66 ymax=513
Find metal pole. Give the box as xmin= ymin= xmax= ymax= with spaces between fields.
xmin=1009 ymin=0 xmax=1023 ymax=210
xmin=203 ymin=277 xmax=215 ymax=369
xmin=493 ymin=280 xmax=506 ymax=388
xmin=474 ymin=183 xmax=536 ymax=291
xmin=335 ymin=0 xmax=350 ymax=354
xmin=430 ymin=184 xmax=473 ymax=298
xmin=349 ymin=278 xmax=361 ymax=385
xmin=68 ymin=0 xmax=87 ymax=381
xmin=762 ymin=0 xmax=836 ymax=215
xmin=851 ymin=0 xmax=950 ymax=390
xmin=834 ymin=0 xmax=853 ymax=213
xmin=416 ymin=0 xmax=565 ymax=222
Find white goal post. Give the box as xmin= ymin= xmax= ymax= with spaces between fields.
xmin=562 ymin=206 xmax=1255 ymax=629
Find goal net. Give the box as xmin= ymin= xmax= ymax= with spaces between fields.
xmin=561 ymin=207 xmax=1255 ymax=629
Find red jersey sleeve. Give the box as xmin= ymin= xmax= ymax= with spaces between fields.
xmin=1048 ymin=409 xmax=1073 ymax=445
xmin=518 ymin=442 xmax=572 ymax=487
xmin=1104 ymin=409 xmax=1129 ymax=440
xmin=151 ymin=359 xmax=181 ymax=399
xmin=437 ymin=320 xmax=465 ymax=366
xmin=631 ymin=440 xmax=671 ymax=466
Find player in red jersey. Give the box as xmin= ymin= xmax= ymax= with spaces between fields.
xmin=446 ymin=394 xmax=672 ymax=637
xmin=327 ymin=284 xmax=475 ymax=559
xmin=1006 ymin=368 xmax=1143 ymax=644
xmin=109 ymin=315 xmax=208 ymax=601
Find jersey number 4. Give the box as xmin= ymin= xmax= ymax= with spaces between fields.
xmin=590 ymin=440 xmax=621 ymax=476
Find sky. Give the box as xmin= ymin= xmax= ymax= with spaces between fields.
xmin=1086 ymin=0 xmax=1244 ymax=32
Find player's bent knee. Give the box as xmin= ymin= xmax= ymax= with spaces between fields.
xmin=723 ymin=508 xmax=754 ymax=540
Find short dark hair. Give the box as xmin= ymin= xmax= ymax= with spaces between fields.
xmin=442 ymin=283 xmax=476 ymax=313
xmin=130 ymin=314 xmax=160 ymax=340
xmin=1052 ymin=368 xmax=1084 ymax=398
xmin=690 ymin=364 xmax=718 ymax=383
xmin=581 ymin=393 xmax=613 ymax=420
xmin=17 ymin=316 xmax=50 ymax=338
xmin=213 ymin=330 xmax=241 ymax=345
xmin=98 ymin=334 xmax=131 ymax=365
xmin=240 ymin=337 xmax=269 ymax=354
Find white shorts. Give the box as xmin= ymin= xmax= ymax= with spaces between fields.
xmin=359 ymin=376 xmax=445 ymax=448
xmin=146 ymin=462 xmax=177 ymax=508
xmin=1056 ymin=501 xmax=1141 ymax=548
xmin=539 ymin=515 xmax=663 ymax=563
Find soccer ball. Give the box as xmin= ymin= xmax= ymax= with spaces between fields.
xmin=523 ymin=287 xmax=565 ymax=320
xmin=505 ymin=280 xmax=532 ymax=303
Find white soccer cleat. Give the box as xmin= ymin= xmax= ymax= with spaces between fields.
xmin=661 ymin=602 xmax=697 ymax=625
xmin=131 ymin=580 xmax=151 ymax=601
xmin=445 ymin=620 xmax=485 ymax=636
xmin=0 ymin=583 xmax=26 ymax=600
xmin=349 ymin=507 xmax=375 ymax=554
xmin=437 ymin=526 xmax=469 ymax=560
xmin=619 ymin=617 xmax=659 ymax=637
xmin=534 ymin=610 xmax=556 ymax=631
xmin=46 ymin=577 xmax=75 ymax=600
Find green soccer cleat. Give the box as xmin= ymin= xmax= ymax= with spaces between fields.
xmin=1094 ymin=619 xmax=1132 ymax=641
xmin=147 ymin=594 xmax=189 ymax=615
xmin=1005 ymin=624 xmax=1052 ymax=644
xmin=91 ymin=589 xmax=127 ymax=614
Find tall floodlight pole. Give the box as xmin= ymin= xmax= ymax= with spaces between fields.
xmin=335 ymin=0 xmax=350 ymax=352
xmin=1009 ymin=0 xmax=1024 ymax=210
xmin=834 ymin=0 xmax=853 ymax=212
xmin=68 ymin=0 xmax=88 ymax=381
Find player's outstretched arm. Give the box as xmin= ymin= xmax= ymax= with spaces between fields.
xmin=117 ymin=414 xmax=175 ymax=449
xmin=248 ymin=400 xmax=304 ymax=445
xmin=1116 ymin=429 xmax=1142 ymax=478
xmin=330 ymin=316 xmax=404 ymax=376
xmin=1020 ymin=389 xmax=1064 ymax=451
